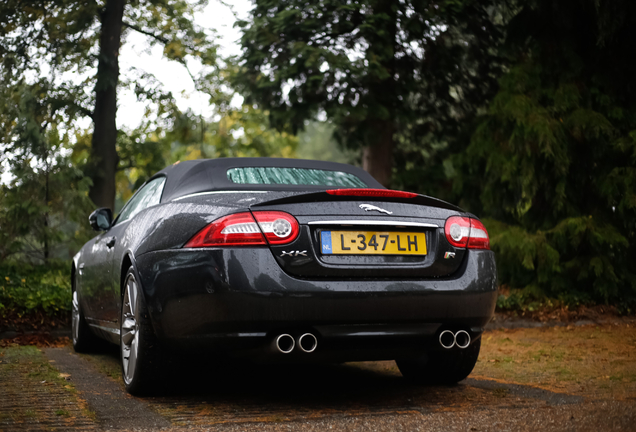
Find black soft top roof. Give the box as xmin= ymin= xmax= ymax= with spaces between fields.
xmin=154 ymin=157 xmax=384 ymax=202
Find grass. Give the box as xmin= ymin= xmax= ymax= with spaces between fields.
xmin=473 ymin=323 xmax=636 ymax=399
xmin=0 ymin=345 xmax=97 ymax=426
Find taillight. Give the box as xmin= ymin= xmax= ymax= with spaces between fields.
xmin=184 ymin=212 xmax=265 ymax=247
xmin=444 ymin=216 xmax=471 ymax=248
xmin=184 ymin=211 xmax=299 ymax=248
xmin=252 ymin=211 xmax=300 ymax=245
xmin=444 ymin=216 xmax=490 ymax=250
xmin=467 ymin=218 xmax=490 ymax=249
xmin=326 ymin=188 xmax=418 ymax=198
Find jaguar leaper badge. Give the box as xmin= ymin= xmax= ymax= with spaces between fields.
xmin=359 ymin=204 xmax=392 ymax=215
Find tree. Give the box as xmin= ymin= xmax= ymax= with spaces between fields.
xmin=458 ymin=0 xmax=636 ymax=305
xmin=0 ymin=83 xmax=94 ymax=264
xmin=296 ymin=121 xmax=355 ymax=164
xmin=0 ymin=0 xmax=217 ymax=210
xmin=102 ymin=93 xmax=300 ymax=207
xmin=150 ymin=104 xmax=299 ymax=167
xmin=234 ymin=0 xmax=505 ymax=186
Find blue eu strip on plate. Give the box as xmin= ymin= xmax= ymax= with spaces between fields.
xmin=321 ymin=231 xmax=333 ymax=254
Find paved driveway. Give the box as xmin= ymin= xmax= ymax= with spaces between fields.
xmin=1 ymin=323 xmax=635 ymax=431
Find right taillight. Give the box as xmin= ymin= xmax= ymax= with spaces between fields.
xmin=444 ymin=216 xmax=490 ymax=250
xmin=467 ymin=218 xmax=490 ymax=249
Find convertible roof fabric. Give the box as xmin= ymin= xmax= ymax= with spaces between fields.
xmin=154 ymin=158 xmax=384 ymax=202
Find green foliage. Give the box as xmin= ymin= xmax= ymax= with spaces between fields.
xmin=160 ymin=104 xmax=298 ymax=161
xmin=0 ymin=262 xmax=71 ymax=317
xmin=0 ymin=79 xmax=95 ymax=264
xmin=458 ymin=0 xmax=636 ymax=305
xmin=0 ymin=0 xmax=220 ymax=210
xmin=0 ymin=159 xmax=94 ymax=264
xmin=297 ymin=121 xmax=356 ymax=164
xmin=235 ymin=0 xmax=506 ymax=181
xmin=108 ymin=102 xmax=299 ymax=208
xmin=0 ymin=0 xmax=217 ymax=118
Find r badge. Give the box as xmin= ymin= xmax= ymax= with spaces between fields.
xmin=444 ymin=251 xmax=456 ymax=259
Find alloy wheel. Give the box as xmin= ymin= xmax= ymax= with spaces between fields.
xmin=121 ymin=274 xmax=140 ymax=385
xmin=71 ymin=291 xmax=80 ymax=344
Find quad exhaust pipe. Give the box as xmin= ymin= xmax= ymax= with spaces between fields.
xmin=298 ymin=333 xmax=318 ymax=353
xmin=439 ymin=329 xmax=471 ymax=349
xmin=275 ymin=334 xmax=295 ymax=353
xmin=274 ymin=333 xmax=318 ymax=354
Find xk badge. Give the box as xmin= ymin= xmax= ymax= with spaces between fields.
xmin=281 ymin=250 xmax=308 ymax=257
xmin=444 ymin=251 xmax=456 ymax=259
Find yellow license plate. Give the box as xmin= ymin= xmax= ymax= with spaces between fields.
xmin=320 ymin=231 xmax=427 ymax=255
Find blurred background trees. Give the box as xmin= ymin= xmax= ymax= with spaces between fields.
xmin=234 ymin=0 xmax=505 ymax=186
xmin=456 ymin=0 xmax=636 ymax=308
xmin=234 ymin=0 xmax=636 ymax=308
xmin=1 ymin=0 xmax=635 ymax=315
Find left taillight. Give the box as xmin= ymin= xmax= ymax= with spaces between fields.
xmin=184 ymin=211 xmax=299 ymax=248
xmin=251 ymin=211 xmax=300 ymax=245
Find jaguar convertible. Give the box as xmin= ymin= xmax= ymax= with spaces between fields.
xmin=71 ymin=157 xmax=497 ymax=394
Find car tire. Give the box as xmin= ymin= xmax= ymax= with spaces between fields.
xmin=397 ymin=338 xmax=481 ymax=385
xmin=120 ymin=266 xmax=162 ymax=395
xmin=71 ymin=284 xmax=101 ymax=353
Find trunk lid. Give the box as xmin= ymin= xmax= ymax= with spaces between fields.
xmin=250 ymin=191 xmax=467 ymax=279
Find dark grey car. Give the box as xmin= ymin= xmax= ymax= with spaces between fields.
xmin=71 ymin=158 xmax=497 ymax=394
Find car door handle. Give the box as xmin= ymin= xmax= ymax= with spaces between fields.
xmin=106 ymin=236 xmax=116 ymax=248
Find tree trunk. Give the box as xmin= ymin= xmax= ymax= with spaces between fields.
xmin=362 ymin=121 xmax=394 ymax=187
xmin=89 ymin=0 xmax=125 ymax=211
xmin=44 ymin=166 xmax=49 ymax=262
xmin=361 ymin=0 xmax=397 ymax=188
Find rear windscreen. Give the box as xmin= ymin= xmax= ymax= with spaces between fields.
xmin=227 ymin=167 xmax=368 ymax=187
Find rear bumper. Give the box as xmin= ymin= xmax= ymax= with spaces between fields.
xmin=135 ymin=248 xmax=497 ymax=360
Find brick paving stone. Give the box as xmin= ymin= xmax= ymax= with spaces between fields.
xmin=0 ymin=345 xmax=97 ymax=431
xmin=44 ymin=347 xmax=171 ymax=430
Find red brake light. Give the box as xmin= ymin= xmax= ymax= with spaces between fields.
xmin=184 ymin=212 xmax=266 ymax=247
xmin=467 ymin=218 xmax=490 ymax=249
xmin=252 ymin=211 xmax=300 ymax=245
xmin=184 ymin=211 xmax=300 ymax=248
xmin=326 ymin=188 xmax=418 ymax=198
xmin=444 ymin=216 xmax=489 ymax=250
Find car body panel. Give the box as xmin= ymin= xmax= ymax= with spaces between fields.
xmin=133 ymin=247 xmax=496 ymax=360
xmin=73 ymin=157 xmax=498 ymax=362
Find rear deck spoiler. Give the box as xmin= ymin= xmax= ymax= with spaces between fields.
xmin=249 ymin=190 xmax=462 ymax=212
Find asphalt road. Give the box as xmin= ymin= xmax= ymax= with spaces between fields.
xmin=1 ymin=323 xmax=635 ymax=431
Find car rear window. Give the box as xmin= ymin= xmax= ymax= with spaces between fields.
xmin=227 ymin=167 xmax=368 ymax=188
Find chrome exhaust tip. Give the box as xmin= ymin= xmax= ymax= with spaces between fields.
xmin=439 ymin=330 xmax=456 ymax=349
xmin=455 ymin=330 xmax=471 ymax=349
xmin=275 ymin=334 xmax=295 ymax=353
xmin=298 ymin=333 xmax=318 ymax=353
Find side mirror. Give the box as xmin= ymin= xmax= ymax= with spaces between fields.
xmin=89 ymin=208 xmax=113 ymax=231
